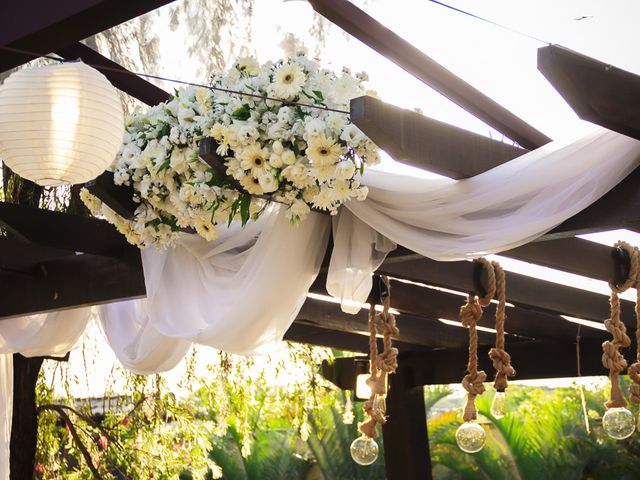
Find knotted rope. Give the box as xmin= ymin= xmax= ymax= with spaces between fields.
xmin=460 ymin=258 xmax=495 ymax=422
xmin=603 ymin=241 xmax=638 ymax=409
xmin=488 ymin=261 xmax=515 ymax=392
xmin=359 ymin=276 xmax=399 ymax=439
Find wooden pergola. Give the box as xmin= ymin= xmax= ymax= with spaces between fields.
xmin=2 ymin=1 xmax=640 ymax=478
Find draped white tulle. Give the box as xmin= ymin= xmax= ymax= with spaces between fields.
xmin=99 ymin=205 xmax=331 ymax=373
xmin=328 ymin=129 xmax=640 ymax=312
xmin=0 ymin=128 xmax=639 ymax=478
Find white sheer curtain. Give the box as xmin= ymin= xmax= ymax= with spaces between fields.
xmin=328 ymin=129 xmax=640 ymax=311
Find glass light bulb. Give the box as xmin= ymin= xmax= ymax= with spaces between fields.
xmin=490 ymin=391 xmax=507 ymax=419
xmin=456 ymin=421 xmax=486 ymax=453
xmin=350 ymin=434 xmax=379 ymax=465
xmin=602 ymin=407 xmax=635 ymax=440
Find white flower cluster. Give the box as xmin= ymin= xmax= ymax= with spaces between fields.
xmin=82 ymin=55 xmax=379 ymax=248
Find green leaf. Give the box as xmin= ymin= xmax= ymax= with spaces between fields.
xmin=240 ymin=193 xmax=251 ymax=227
xmin=312 ymin=90 xmax=324 ymax=101
xmin=231 ymin=104 xmax=251 ymax=121
xmin=156 ymin=158 xmax=171 ymax=173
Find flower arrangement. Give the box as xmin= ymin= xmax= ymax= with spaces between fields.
xmin=81 ymin=55 xmax=380 ymax=248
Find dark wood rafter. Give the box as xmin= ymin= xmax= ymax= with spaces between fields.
xmin=350 ymin=96 xmax=528 ymax=177
xmin=0 ymin=0 xmax=178 ymax=73
xmin=283 ymin=323 xmax=430 ymax=354
xmin=538 ymin=44 xmax=640 ymax=141
xmin=0 ymin=202 xmax=134 ymax=257
xmin=296 ymin=296 xmax=500 ymax=348
xmin=377 ymin=257 xmax=636 ymax=328
xmin=308 ymin=0 xmax=551 ymax=150
xmin=56 ymin=43 xmax=171 ymax=106
xmin=85 ymin=172 xmax=138 ymax=220
xmin=400 ymin=336 xmax=635 ymax=386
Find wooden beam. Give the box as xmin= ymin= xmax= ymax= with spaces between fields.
xmin=0 ymin=253 xmax=145 ymax=319
xmin=0 ymin=0 xmax=177 ymax=73
xmin=0 ymin=202 xmax=133 ymax=257
xmin=309 ymin=0 xmax=551 ymax=149
xmin=0 ymin=236 xmax=74 ymax=272
xmin=385 ymin=278 xmax=605 ymax=341
xmin=284 ymin=323 xmax=428 ymax=353
xmin=541 ymin=167 xmax=640 ymax=239
xmin=538 ymin=44 xmax=640 ymax=141
xmin=297 ymin=296 xmax=498 ymax=348
xmin=504 ymin=237 xmax=628 ymax=284
xmin=350 ymin=96 xmax=527 ymax=177
xmin=383 ymin=373 xmax=432 ymax=480
xmin=400 ymin=337 xmax=629 ymax=385
xmin=56 ymin=43 xmax=171 ymax=106
xmin=85 ymin=171 xmax=138 ymax=220
xmin=376 ymin=257 xmax=635 ymax=327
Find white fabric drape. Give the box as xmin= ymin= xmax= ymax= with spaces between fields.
xmin=0 ymin=128 xmax=639 ymax=478
xmin=99 ymin=204 xmax=330 ymax=372
xmin=328 ymin=129 xmax=640 ymax=311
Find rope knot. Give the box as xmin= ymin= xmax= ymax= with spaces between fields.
xmin=462 ymin=370 xmax=487 ymax=396
xmin=460 ymin=300 xmax=482 ymax=327
xmin=629 ymin=363 xmax=640 ymax=404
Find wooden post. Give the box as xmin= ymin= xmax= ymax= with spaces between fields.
xmin=10 ymin=354 xmax=44 ymax=479
xmin=382 ymin=368 xmax=432 ymax=480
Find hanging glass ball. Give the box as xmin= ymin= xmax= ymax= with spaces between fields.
xmin=350 ymin=434 xmax=379 ymax=465
xmin=602 ymin=407 xmax=635 ymax=440
xmin=490 ymin=391 xmax=507 ymax=419
xmin=456 ymin=421 xmax=486 ymax=453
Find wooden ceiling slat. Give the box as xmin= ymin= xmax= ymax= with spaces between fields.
xmin=377 ymin=257 xmax=634 ymax=327
xmin=297 ymin=296 xmax=498 ymax=348
xmin=56 ymin=43 xmax=171 ymax=107
xmin=0 ymin=0 xmax=177 ymax=73
xmin=308 ymin=0 xmax=551 ymax=150
xmin=0 ymin=202 xmax=133 ymax=257
xmin=542 ymin=167 xmax=640 ymax=239
xmin=504 ymin=237 xmax=625 ymax=283
xmin=0 ymin=236 xmax=74 ymax=272
xmin=284 ymin=323 xmax=429 ymax=353
xmin=400 ymin=336 xmax=631 ymax=385
xmin=538 ymin=44 xmax=640 ymax=141
xmin=0 ymin=253 xmax=145 ymax=319
xmin=350 ymin=96 xmax=527 ymax=177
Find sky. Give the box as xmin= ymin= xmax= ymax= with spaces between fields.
xmin=56 ymin=0 xmax=640 ymax=396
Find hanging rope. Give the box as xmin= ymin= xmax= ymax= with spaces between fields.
xmin=460 ymin=258 xmax=496 ymax=422
xmin=488 ymin=261 xmax=515 ymax=392
xmin=603 ymin=241 xmax=638 ymax=409
xmin=359 ymin=276 xmax=399 ymax=439
xmin=618 ymin=243 xmax=640 ymax=408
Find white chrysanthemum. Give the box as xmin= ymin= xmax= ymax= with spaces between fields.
xmin=330 ymin=180 xmax=353 ymax=203
xmin=258 ymin=173 xmax=279 ymax=193
xmin=335 ymin=160 xmax=356 ymax=180
xmin=239 ymin=145 xmax=270 ymax=177
xmin=311 ymin=187 xmax=334 ymax=210
xmin=304 ymin=118 xmax=326 ymax=138
xmin=271 ymin=63 xmax=306 ymax=99
xmin=286 ymin=199 xmax=311 ymax=223
xmin=306 ymin=135 xmax=342 ymax=166
xmin=312 ymin=165 xmax=337 ymax=183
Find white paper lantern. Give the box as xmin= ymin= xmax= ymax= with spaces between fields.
xmin=0 ymin=61 xmax=124 ymax=186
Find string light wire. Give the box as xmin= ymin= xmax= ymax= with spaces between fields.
xmin=427 ymin=0 xmax=552 ymax=45
xmin=0 ymin=44 xmax=350 ymax=114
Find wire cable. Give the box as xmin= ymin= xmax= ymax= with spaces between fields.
xmin=0 ymin=44 xmax=350 ymax=114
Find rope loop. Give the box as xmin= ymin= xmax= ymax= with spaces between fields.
xmin=358 ymin=276 xmax=399 ymax=438
xmin=603 ymin=241 xmax=639 ymax=409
